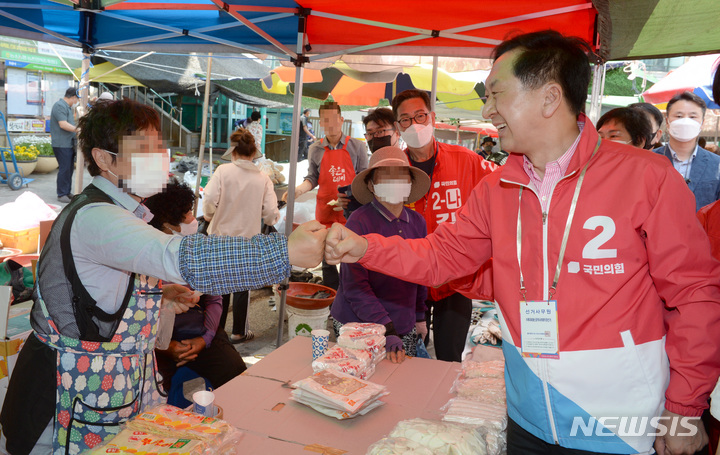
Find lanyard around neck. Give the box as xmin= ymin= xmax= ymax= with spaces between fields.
xmin=517 ymin=138 xmax=601 ymax=300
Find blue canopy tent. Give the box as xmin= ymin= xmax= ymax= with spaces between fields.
xmin=2 ymin=0 xmax=720 ymax=345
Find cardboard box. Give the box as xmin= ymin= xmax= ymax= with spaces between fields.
xmin=214 ymin=336 xmax=463 ymax=454
xmin=0 ymin=226 xmax=40 ymax=253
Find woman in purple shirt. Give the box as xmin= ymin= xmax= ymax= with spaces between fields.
xmin=331 ymin=146 xmax=431 ymax=363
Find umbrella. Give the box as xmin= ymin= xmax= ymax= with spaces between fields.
xmin=642 ymin=54 xmax=720 ymax=107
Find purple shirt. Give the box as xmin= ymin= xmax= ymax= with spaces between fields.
xmin=172 ymin=293 xmax=222 ymax=348
xmin=331 ymin=199 xmax=428 ymax=335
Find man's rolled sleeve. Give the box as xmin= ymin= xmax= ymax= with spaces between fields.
xmin=179 ymin=233 xmax=291 ymax=296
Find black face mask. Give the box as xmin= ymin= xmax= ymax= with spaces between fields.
xmin=368 ymin=134 xmax=393 ymax=153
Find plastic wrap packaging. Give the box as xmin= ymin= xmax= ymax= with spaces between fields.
xmin=291 ymin=388 xmax=386 ymax=420
xmin=125 ymin=404 xmax=243 ymax=453
xmin=387 ymin=418 xmax=487 ymax=455
xmin=461 ymin=359 xmax=505 ymax=379
xmin=451 ymin=377 xmax=506 ymax=405
xmin=442 ymin=398 xmax=507 ymax=431
xmin=366 ymin=437 xmax=434 ymax=455
xmin=312 ymin=345 xmax=376 ymax=379
xmin=291 ymin=369 xmax=388 ymax=415
xmin=337 ymin=329 xmax=386 ymax=358
xmin=338 ymin=322 xmax=386 ymax=336
xmin=87 ymin=428 xmax=207 ymax=454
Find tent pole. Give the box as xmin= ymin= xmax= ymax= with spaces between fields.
xmin=208 ymin=103 xmax=214 ymax=174
xmin=193 ymin=53 xmax=213 ymax=217
xmin=430 ymin=55 xmax=438 ymax=112
xmin=588 ymin=62 xmax=606 ymax=124
xmin=277 ymin=13 xmax=308 ymax=348
xmin=73 ymin=49 xmax=90 ymax=195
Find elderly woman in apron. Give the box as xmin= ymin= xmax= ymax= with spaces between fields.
xmin=0 ymin=99 xmax=327 ymax=454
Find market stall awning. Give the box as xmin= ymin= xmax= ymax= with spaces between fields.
xmin=71 ymin=61 xmax=143 ymax=85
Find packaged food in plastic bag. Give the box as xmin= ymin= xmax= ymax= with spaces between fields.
xmin=291 ymin=387 xmax=386 ymax=420
xmin=451 ymin=377 xmax=506 ymax=405
xmin=441 ymin=398 xmax=507 ymax=431
xmin=312 ymin=345 xmax=376 ymax=378
xmin=461 ymin=359 xmax=505 ymax=379
xmin=87 ymin=428 xmax=207 ymax=454
xmin=387 ymin=418 xmax=487 ymax=455
xmin=126 ymin=404 xmax=243 ymax=452
xmin=337 ymin=329 xmax=386 ymax=354
xmin=291 ymin=369 xmax=388 ymax=415
xmin=366 ymin=437 xmax=434 ymax=455
xmin=338 ymin=322 xmax=386 ymax=335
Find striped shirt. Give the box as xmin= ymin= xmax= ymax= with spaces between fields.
xmin=522 ymin=122 xmax=584 ymax=212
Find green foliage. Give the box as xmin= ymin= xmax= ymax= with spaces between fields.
xmin=589 ymin=67 xmax=655 ymax=96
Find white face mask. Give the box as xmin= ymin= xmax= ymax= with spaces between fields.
xmin=372 ymin=179 xmax=413 ymax=205
xmin=400 ymin=123 xmax=434 ymax=149
xmin=610 ymin=139 xmax=631 ymax=145
xmin=105 ymin=150 xmax=169 ymax=198
xmin=668 ymin=118 xmax=702 ymax=142
xmin=179 ymin=218 xmax=199 ymax=236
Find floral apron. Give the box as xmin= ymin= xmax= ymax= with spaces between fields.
xmin=316 ymin=143 xmax=356 ymax=227
xmin=34 ymin=274 xmax=165 ymax=455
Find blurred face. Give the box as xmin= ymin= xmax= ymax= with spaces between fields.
xmin=598 ymin=119 xmax=635 ymax=145
xmin=395 ymin=98 xmax=434 ymax=133
xmin=482 ymin=49 xmax=545 ymax=155
xmin=371 ymin=166 xmax=411 ymax=186
xmin=319 ymin=109 xmax=343 ymax=137
xmin=114 ymin=128 xmax=167 ymax=179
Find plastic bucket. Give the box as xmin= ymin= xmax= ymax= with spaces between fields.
xmin=286 ymin=305 xmax=330 ymax=339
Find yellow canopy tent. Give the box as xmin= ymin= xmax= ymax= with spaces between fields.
xmin=72 ymin=61 xmax=144 ymax=86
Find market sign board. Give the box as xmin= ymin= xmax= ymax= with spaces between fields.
xmin=0 ymin=35 xmax=81 ymax=74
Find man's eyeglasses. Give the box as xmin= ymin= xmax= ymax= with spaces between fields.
xmin=364 ymin=128 xmax=394 ymax=140
xmin=397 ymin=112 xmax=429 ymax=128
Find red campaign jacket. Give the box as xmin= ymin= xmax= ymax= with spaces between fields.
xmin=361 ymin=115 xmax=720 ymax=453
xmin=404 ymin=140 xmax=497 ymax=301
xmin=697 ymin=200 xmax=720 ymax=260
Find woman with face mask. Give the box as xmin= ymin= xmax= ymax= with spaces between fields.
xmin=654 ymin=91 xmax=720 ymax=211
xmin=330 ymin=146 xmax=431 ymax=364
xmin=203 ymin=128 xmax=281 ymax=343
xmin=0 ymin=99 xmax=326 ymax=454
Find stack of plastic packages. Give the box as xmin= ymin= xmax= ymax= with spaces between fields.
xmin=336 ymin=322 xmax=387 ymax=365
xmin=442 ymin=358 xmax=508 ymax=455
xmin=312 ymin=344 xmax=376 ymax=379
xmin=290 ymin=369 xmax=389 ymax=420
xmin=366 ymin=418 xmax=488 ymax=455
xmin=87 ymin=404 xmax=243 ymax=454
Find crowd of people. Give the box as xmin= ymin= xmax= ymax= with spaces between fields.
xmin=1 ymin=29 xmax=720 ymax=455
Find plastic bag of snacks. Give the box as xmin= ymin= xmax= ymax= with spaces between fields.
xmin=87 ymin=428 xmax=207 ymax=454
xmin=451 ymin=377 xmax=506 ymax=405
xmin=366 ymin=437 xmax=434 ymax=455
xmin=461 ymin=359 xmax=505 ymax=379
xmin=291 ymin=369 xmax=388 ymax=415
xmin=312 ymin=345 xmax=376 ymax=378
xmin=387 ymin=418 xmax=487 ymax=455
xmin=441 ymin=398 xmax=507 ymax=431
xmin=125 ymin=404 xmax=243 ymax=452
xmin=339 ymin=322 xmax=386 ymax=336
xmin=292 ymin=387 xmax=385 ymax=420
xmin=337 ymin=329 xmax=386 ymax=356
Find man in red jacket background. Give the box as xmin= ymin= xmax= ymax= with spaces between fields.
xmin=391 ymin=89 xmax=497 ymax=362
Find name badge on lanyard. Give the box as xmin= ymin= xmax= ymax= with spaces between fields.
xmin=520 ymin=300 xmax=559 ymax=359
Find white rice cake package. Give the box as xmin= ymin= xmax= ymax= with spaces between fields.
xmin=442 ymin=398 xmax=507 ymax=431
xmin=337 ymin=329 xmax=386 ymax=355
xmin=388 ymin=418 xmax=487 ymax=455
xmin=339 ymin=322 xmax=386 ymax=336
xmin=462 ymin=359 xmax=505 ymax=379
xmin=366 ymin=437 xmax=434 ymax=455
xmin=291 ymin=388 xmax=387 ymax=419
xmin=312 ymin=345 xmax=376 ymax=379
xmin=453 ymin=377 xmax=506 ymax=405
xmin=291 ymin=369 xmax=388 ymax=414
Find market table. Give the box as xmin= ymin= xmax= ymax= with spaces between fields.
xmin=214 ymin=336 xmax=500 ymax=454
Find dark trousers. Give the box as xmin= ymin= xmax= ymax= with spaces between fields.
xmin=508 ymin=418 xmax=623 ymax=455
xmin=424 ymin=292 xmax=471 ymax=362
xmin=54 ymin=146 xmax=75 ymax=197
xmin=156 ymin=330 xmax=246 ymax=392
xmin=322 ymin=259 xmax=339 ymax=290
xmin=219 ymin=291 xmax=250 ymax=336
xmin=298 ymin=140 xmax=309 ymax=161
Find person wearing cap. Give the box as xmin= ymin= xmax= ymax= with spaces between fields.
xmin=203 ymin=128 xmax=281 ymax=343
xmin=330 ymin=146 xmax=430 ymax=364
xmin=479 ymin=136 xmax=496 ymax=159
xmin=51 ymin=86 xmax=80 ymax=203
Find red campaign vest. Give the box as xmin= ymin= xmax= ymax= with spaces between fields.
xmin=316 ymin=143 xmax=356 ymax=227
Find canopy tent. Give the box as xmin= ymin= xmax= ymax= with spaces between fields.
xmin=3 ymin=0 xmax=720 ymax=345
xmin=71 ymin=60 xmax=144 ymax=85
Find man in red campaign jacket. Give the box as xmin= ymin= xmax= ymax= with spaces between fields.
xmin=327 ymin=31 xmax=720 ymax=455
xmin=391 ymin=89 xmax=497 ymax=362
